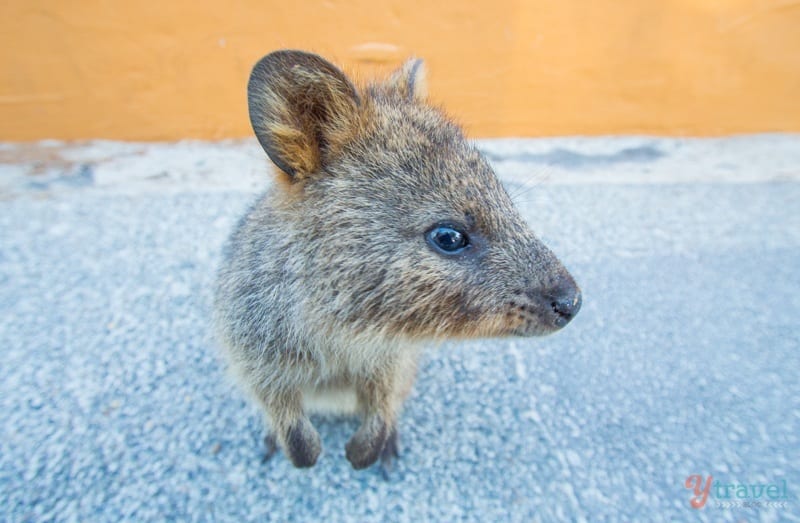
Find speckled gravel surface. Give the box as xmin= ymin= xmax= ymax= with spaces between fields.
xmin=1 ymin=138 xmax=798 ymax=522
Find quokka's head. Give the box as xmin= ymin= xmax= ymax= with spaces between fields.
xmin=247 ymin=50 xmax=580 ymax=339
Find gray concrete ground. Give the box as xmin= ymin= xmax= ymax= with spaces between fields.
xmin=1 ymin=136 xmax=798 ymax=522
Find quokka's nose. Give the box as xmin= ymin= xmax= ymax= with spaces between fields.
xmin=548 ymin=275 xmax=582 ymax=327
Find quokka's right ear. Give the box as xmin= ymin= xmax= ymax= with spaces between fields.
xmin=386 ymin=58 xmax=427 ymax=102
xmin=247 ymin=50 xmax=360 ymax=181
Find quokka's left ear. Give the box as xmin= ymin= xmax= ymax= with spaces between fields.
xmin=386 ymin=58 xmax=427 ymax=102
xmin=247 ymin=50 xmax=361 ymax=182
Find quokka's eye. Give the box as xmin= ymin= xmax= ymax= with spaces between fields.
xmin=426 ymin=225 xmax=469 ymax=254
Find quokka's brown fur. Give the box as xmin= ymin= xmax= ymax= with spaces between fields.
xmin=213 ymin=50 xmax=581 ymax=473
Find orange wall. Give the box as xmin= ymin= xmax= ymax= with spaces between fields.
xmin=1 ymin=0 xmax=799 ymax=140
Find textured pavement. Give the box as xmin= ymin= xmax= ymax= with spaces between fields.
xmin=1 ymin=137 xmax=799 ymax=522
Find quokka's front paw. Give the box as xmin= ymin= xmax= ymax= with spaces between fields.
xmin=345 ymin=416 xmax=389 ymax=470
xmin=284 ymin=418 xmax=321 ymax=468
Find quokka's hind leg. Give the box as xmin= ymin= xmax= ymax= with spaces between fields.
xmin=262 ymin=433 xmax=278 ymax=463
xmin=378 ymin=426 xmax=400 ymax=479
xmin=378 ymin=364 xmax=417 ymax=478
xmin=257 ymin=388 xmax=321 ymax=468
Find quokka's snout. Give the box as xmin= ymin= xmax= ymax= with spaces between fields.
xmin=502 ymin=244 xmax=581 ymax=337
xmin=534 ymin=271 xmax=582 ymax=329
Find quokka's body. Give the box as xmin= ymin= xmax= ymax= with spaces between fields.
xmin=214 ymin=50 xmax=581 ymax=473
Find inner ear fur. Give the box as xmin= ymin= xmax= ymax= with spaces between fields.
xmin=247 ymin=50 xmax=361 ymax=180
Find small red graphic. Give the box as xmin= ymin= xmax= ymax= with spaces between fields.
xmin=685 ymin=474 xmax=714 ymax=509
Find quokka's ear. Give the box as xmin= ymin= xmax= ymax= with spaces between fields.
xmin=247 ymin=50 xmax=360 ymax=180
xmin=387 ymin=58 xmax=427 ymax=102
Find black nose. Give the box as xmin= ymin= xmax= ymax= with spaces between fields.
xmin=549 ymin=277 xmax=582 ymax=327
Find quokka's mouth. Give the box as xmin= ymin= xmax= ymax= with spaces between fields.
xmin=509 ymin=316 xmax=563 ymax=337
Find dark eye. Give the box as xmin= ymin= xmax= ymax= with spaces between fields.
xmin=426 ymin=225 xmax=469 ymax=254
